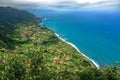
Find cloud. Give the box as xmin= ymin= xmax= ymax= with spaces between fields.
xmin=81 ymin=1 xmax=120 ymax=9
xmin=0 ymin=0 xmax=119 ymax=9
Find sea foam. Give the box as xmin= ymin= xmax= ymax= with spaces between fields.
xmin=55 ymin=33 xmax=100 ymax=69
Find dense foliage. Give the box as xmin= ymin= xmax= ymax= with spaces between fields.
xmin=0 ymin=6 xmax=41 ymax=25
xmin=0 ymin=6 xmax=120 ymax=80
xmin=0 ymin=6 xmax=41 ymax=49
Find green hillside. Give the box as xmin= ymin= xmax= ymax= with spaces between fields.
xmin=0 ymin=6 xmax=120 ymax=80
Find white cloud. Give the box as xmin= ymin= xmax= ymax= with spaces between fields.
xmin=0 ymin=0 xmax=119 ymax=9
xmin=81 ymin=1 xmax=120 ymax=9
xmin=16 ymin=0 xmax=55 ymax=4
xmin=77 ymin=0 xmax=101 ymax=3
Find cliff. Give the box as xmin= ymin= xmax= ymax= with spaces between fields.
xmin=0 ymin=6 xmax=119 ymax=80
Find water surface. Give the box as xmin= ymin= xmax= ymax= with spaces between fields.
xmin=27 ymin=9 xmax=120 ymax=67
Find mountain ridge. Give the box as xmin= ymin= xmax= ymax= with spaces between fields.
xmin=0 ymin=6 xmax=120 ymax=80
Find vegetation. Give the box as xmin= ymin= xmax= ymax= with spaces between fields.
xmin=0 ymin=6 xmax=120 ymax=80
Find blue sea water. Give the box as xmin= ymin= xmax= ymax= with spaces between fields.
xmin=26 ymin=9 xmax=120 ymax=67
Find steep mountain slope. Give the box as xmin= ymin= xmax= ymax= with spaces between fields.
xmin=0 ymin=6 xmax=119 ymax=80
xmin=0 ymin=6 xmax=41 ymax=49
xmin=0 ymin=6 xmax=94 ymax=79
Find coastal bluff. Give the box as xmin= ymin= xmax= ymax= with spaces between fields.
xmin=0 ymin=6 xmax=120 ymax=80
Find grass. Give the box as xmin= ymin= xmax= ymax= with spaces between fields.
xmin=0 ymin=23 xmax=94 ymax=73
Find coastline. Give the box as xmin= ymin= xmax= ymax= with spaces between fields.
xmin=41 ymin=17 xmax=100 ymax=68
xmin=40 ymin=18 xmax=47 ymax=26
xmin=55 ymin=33 xmax=100 ymax=69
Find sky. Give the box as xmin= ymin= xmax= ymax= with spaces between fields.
xmin=0 ymin=0 xmax=120 ymax=9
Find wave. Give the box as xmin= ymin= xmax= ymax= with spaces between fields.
xmin=55 ymin=33 xmax=100 ymax=69
xmin=40 ymin=17 xmax=47 ymax=26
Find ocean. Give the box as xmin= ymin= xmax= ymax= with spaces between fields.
xmin=26 ymin=9 xmax=120 ymax=67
